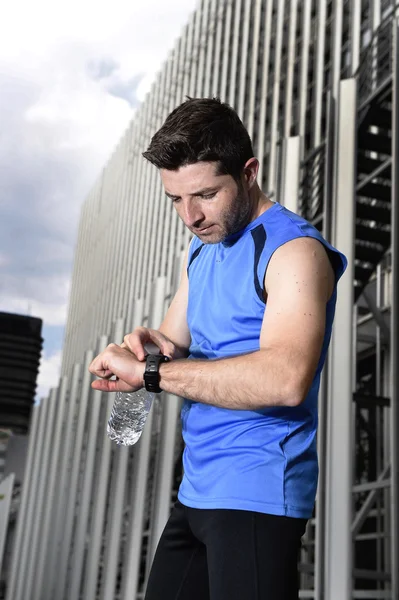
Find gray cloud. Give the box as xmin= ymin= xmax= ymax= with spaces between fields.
xmin=0 ymin=69 xmax=129 ymax=322
xmin=107 ymin=72 xmax=145 ymax=107
xmin=86 ymin=58 xmax=145 ymax=108
xmin=87 ymin=57 xmax=119 ymax=80
xmin=0 ymin=0 xmax=197 ymax=396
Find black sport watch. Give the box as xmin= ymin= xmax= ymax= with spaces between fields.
xmin=144 ymin=354 xmax=170 ymax=393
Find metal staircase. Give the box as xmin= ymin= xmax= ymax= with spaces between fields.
xmin=297 ymin=11 xmax=398 ymax=598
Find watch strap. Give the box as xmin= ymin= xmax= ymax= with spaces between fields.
xmin=144 ymin=354 xmax=170 ymax=393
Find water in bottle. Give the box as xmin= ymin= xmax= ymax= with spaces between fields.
xmin=107 ymin=341 xmax=161 ymax=445
xmin=107 ymin=388 xmax=155 ymax=445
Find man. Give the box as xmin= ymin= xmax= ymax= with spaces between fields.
xmin=89 ymin=97 xmax=347 ymax=599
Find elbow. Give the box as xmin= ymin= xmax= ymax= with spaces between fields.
xmin=285 ymin=392 xmax=304 ymax=408
xmin=284 ymin=379 xmax=311 ymax=407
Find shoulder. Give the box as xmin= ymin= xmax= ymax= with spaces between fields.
xmin=265 ymin=237 xmax=336 ymax=302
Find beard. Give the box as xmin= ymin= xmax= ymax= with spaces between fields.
xmin=197 ymin=181 xmax=253 ymax=244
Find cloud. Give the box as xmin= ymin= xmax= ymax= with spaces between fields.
xmin=0 ymin=0 xmax=197 ymax=400
xmin=87 ymin=58 xmax=120 ymax=81
xmin=36 ymin=350 xmax=63 ymax=402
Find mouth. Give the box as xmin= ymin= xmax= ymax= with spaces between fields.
xmin=196 ymin=225 xmax=214 ymax=234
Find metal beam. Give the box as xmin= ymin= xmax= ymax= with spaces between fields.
xmin=5 ymin=402 xmax=40 ymax=600
xmin=67 ymin=335 xmax=109 ymax=600
xmin=390 ymin=16 xmax=399 ymax=600
xmin=121 ymin=277 xmax=166 ymax=599
xmin=147 ymin=391 xmax=181 ymax=567
xmin=54 ymin=350 xmax=95 ymax=600
xmin=279 ymin=136 xmax=301 ymax=213
xmin=37 ymin=362 xmax=81 ymax=600
xmin=324 ymin=77 xmax=357 ymax=600
xmin=0 ymin=474 xmax=14 ymax=575
xmin=82 ymin=318 xmax=125 ymax=600
xmin=19 ymin=381 xmax=66 ymax=600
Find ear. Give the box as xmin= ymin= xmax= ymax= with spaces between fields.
xmin=243 ymin=157 xmax=259 ymax=189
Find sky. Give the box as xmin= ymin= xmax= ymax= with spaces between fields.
xmin=0 ymin=0 xmax=197 ymax=400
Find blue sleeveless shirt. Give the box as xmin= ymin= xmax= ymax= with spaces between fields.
xmin=177 ymin=201 xmax=347 ymax=518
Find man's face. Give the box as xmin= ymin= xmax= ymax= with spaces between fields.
xmin=161 ymin=161 xmax=252 ymax=244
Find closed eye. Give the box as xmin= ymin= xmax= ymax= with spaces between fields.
xmin=166 ymin=194 xmax=180 ymax=203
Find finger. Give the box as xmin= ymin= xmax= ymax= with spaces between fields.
xmin=91 ymin=378 xmax=136 ymax=393
xmin=124 ymin=328 xmax=174 ymax=359
xmin=145 ymin=330 xmax=174 ymax=358
xmin=89 ymin=357 xmax=110 ymax=379
xmin=123 ymin=328 xmax=151 ymax=361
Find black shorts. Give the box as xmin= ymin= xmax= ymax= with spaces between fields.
xmin=145 ymin=499 xmax=307 ymax=600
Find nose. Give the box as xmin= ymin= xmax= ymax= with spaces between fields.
xmin=180 ymin=199 xmax=205 ymax=229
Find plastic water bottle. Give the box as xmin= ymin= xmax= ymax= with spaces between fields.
xmin=107 ymin=388 xmax=155 ymax=445
xmin=107 ymin=342 xmax=160 ymax=446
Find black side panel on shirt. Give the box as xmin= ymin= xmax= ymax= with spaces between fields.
xmin=251 ymin=225 xmax=267 ymax=304
xmin=187 ymin=243 xmax=205 ymax=277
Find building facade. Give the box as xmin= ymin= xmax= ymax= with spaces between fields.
xmin=6 ymin=0 xmax=399 ymax=598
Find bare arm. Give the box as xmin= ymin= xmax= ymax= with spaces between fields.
xmin=90 ymin=238 xmax=336 ymax=399
xmin=158 ymin=248 xmax=191 ymax=357
xmin=123 ymin=248 xmax=191 ymax=360
xmin=157 ymin=237 xmax=335 ymax=409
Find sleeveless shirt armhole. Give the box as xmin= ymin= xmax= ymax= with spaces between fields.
xmin=259 ymin=228 xmax=347 ymax=303
xmin=187 ymin=236 xmax=204 ymax=277
xmin=251 ymin=225 xmax=267 ymax=304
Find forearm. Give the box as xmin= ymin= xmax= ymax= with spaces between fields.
xmin=158 ymin=349 xmax=303 ymax=409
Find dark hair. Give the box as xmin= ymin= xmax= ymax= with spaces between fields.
xmin=142 ymin=97 xmax=254 ymax=181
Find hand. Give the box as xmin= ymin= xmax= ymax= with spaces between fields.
xmin=122 ymin=327 xmax=176 ymax=361
xmin=89 ymin=343 xmax=146 ymax=393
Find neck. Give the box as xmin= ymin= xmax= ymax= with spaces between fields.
xmin=249 ymin=182 xmax=274 ymax=221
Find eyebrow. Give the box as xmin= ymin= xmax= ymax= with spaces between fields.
xmin=165 ymin=187 xmax=218 ymax=199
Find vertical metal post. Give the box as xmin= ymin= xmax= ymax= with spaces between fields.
xmin=371 ymin=0 xmax=382 ymax=91
xmin=219 ymin=0 xmax=233 ymax=102
xmin=390 ymin=18 xmax=399 ymax=599
xmin=279 ymin=136 xmax=301 ymax=213
xmin=15 ymin=386 xmax=59 ymax=600
xmin=284 ymin=0 xmax=298 ymax=139
xmin=24 ymin=378 xmax=68 ymax=599
xmin=5 ymin=402 xmax=40 ymax=600
xmin=147 ymin=391 xmax=181 ymax=567
xmin=54 ymin=350 xmax=94 ymax=600
xmin=0 ymin=474 xmax=15 ymax=575
xmin=350 ymin=0 xmax=362 ymax=75
xmin=315 ymin=373 xmax=328 ymax=600
xmin=203 ymin=0 xmax=214 ymax=98
xmin=189 ymin=5 xmax=201 ymax=98
xmin=195 ymin=0 xmax=207 ymax=98
xmin=237 ymin=0 xmax=251 ymax=120
xmin=299 ymin=0 xmax=312 ymax=137
xmin=37 ymin=363 xmax=81 ymax=600
xmin=100 ymin=444 xmax=130 ymax=600
xmin=247 ymin=0 xmax=262 ymax=139
xmin=82 ymin=318 xmax=125 ymax=600
xmin=256 ymin=0 xmax=273 ymax=186
xmin=67 ymin=335 xmax=108 ymax=600
xmin=211 ymin=0 xmax=223 ymax=97
xmin=228 ymin=0 xmax=242 ymax=109
xmin=267 ymin=0 xmax=285 ymax=194
xmin=324 ymin=78 xmax=357 ymax=600
xmin=121 ymin=277 xmax=166 ymax=600
xmin=144 ymin=275 xmax=169 ymax=580
xmin=312 ymin=0 xmax=327 ymax=148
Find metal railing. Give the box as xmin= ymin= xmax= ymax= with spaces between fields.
xmin=357 ymin=10 xmax=398 ymax=107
